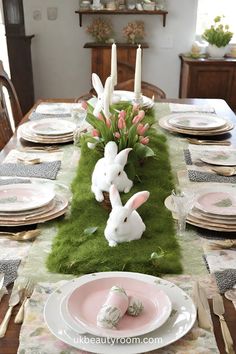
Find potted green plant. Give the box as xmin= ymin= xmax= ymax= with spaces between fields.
xmin=202 ymin=16 xmax=233 ymax=58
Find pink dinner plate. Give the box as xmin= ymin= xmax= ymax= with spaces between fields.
xmin=195 ymin=191 xmax=236 ymax=216
xmin=61 ymin=276 xmax=172 ymax=338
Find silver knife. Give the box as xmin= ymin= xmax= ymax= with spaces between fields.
xmin=212 ymin=294 xmax=235 ymax=354
xmin=0 ymin=273 xmax=4 ymax=290
xmin=193 ymin=281 xmax=213 ymax=331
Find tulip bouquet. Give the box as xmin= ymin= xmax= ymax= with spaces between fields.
xmin=75 ymin=102 xmax=155 ymax=177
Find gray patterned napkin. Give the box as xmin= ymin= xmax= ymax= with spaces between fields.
xmin=188 ymin=170 xmax=236 ymax=183
xmin=0 ymin=161 xmax=61 ymax=180
xmin=0 ymin=259 xmax=21 ymax=287
xmin=184 ymin=149 xmax=193 ymax=165
xmin=214 ymin=269 xmax=236 ymax=294
xmin=29 ymin=112 xmax=70 ymax=120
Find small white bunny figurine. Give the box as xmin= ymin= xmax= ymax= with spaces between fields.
xmin=91 ymin=141 xmax=133 ymax=202
xmin=92 ymin=73 xmax=120 ymax=117
xmin=105 ymin=184 xmax=150 ymax=247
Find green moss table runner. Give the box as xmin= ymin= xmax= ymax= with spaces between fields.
xmin=47 ymin=108 xmax=182 ymax=276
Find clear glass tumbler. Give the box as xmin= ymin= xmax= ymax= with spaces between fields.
xmin=71 ymin=102 xmax=87 ymax=127
xmin=171 ymin=189 xmax=195 ymax=236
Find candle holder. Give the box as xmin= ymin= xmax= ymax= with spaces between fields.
xmin=133 ymin=92 xmax=143 ymax=105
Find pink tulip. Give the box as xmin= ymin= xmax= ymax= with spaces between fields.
xmin=81 ymin=101 xmax=88 ymax=110
xmin=114 ymin=132 xmax=121 ymax=139
xmin=140 ymin=136 xmax=149 ymax=145
xmin=138 ymin=110 xmax=145 ymax=120
xmin=92 ymin=129 xmax=100 ymax=137
xmin=97 ymin=113 xmax=104 ymax=121
xmin=137 ymin=123 xmax=149 ymax=135
xmin=106 ymin=118 xmax=111 ymax=128
xmin=132 ymin=103 xmax=140 ymax=112
xmin=118 ymin=110 xmax=126 ymax=120
xmin=118 ymin=117 xmax=126 ymax=129
xmin=132 ymin=115 xmax=142 ymax=124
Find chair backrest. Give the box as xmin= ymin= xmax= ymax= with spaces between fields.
xmin=115 ymin=79 xmax=166 ymax=100
xmin=0 ymin=60 xmax=23 ymax=127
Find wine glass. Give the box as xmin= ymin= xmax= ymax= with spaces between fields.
xmin=171 ymin=189 xmax=195 ymax=236
xmin=71 ymin=101 xmax=87 ymax=127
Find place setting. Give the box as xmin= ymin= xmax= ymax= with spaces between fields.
xmin=165 ymin=184 xmax=236 ymax=233
xmin=183 ymin=147 xmax=236 ymax=183
xmin=18 ymin=118 xmax=77 ymax=144
xmin=0 ymin=182 xmax=68 ymax=227
xmin=158 ymin=112 xmax=234 ymax=136
xmin=43 ymin=271 xmax=196 ymax=353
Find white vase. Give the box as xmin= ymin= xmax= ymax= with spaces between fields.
xmin=207 ymin=44 xmax=228 ymax=58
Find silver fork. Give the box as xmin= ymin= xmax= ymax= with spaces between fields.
xmin=14 ymin=280 xmax=34 ymax=324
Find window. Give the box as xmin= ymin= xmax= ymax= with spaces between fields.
xmin=196 ymin=0 xmax=236 ymax=43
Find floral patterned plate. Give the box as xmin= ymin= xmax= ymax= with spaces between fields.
xmin=195 ymin=191 xmax=236 ymax=216
xmin=201 ymin=151 xmax=236 ymax=166
xmin=61 ymin=276 xmax=172 ymax=338
xmin=44 ymin=272 xmax=196 ymax=353
xmin=30 ymin=119 xmax=76 ymax=136
xmin=0 ymin=183 xmax=55 ymax=212
xmin=168 ymin=113 xmax=227 ymax=131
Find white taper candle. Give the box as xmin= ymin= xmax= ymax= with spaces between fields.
xmin=111 ymin=43 xmax=117 ymax=86
xmin=134 ymin=44 xmax=142 ymax=98
xmin=103 ymin=76 xmax=112 ymax=119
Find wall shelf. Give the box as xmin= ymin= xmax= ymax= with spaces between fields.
xmin=75 ymin=9 xmax=168 ymax=27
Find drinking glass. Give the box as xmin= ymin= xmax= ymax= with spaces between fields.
xmin=171 ymin=189 xmax=195 ymax=236
xmin=71 ymin=102 xmax=87 ymax=127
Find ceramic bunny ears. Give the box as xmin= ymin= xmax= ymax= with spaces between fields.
xmin=92 ymin=73 xmax=112 ymax=118
xmin=109 ymin=184 xmax=150 ymax=212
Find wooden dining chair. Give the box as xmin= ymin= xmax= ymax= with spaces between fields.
xmin=0 ymin=60 xmax=23 ymax=149
xmin=115 ymin=79 xmax=166 ymax=100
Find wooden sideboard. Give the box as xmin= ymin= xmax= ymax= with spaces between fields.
xmin=179 ymin=55 xmax=236 ymax=111
xmin=84 ymin=42 xmax=148 ymax=85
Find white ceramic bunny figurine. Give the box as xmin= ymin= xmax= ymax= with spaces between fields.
xmin=104 ymin=184 xmax=150 ymax=247
xmin=91 ymin=141 xmax=133 ymax=202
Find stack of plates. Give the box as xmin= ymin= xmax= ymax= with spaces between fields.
xmin=44 ymin=272 xmax=196 ymax=353
xmin=165 ymin=184 xmax=236 ymax=232
xmin=159 ymin=113 xmax=234 ymax=136
xmin=0 ymin=183 xmax=68 ymax=226
xmin=18 ymin=119 xmax=76 ymax=144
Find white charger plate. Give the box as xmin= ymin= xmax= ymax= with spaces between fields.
xmin=60 ymin=275 xmax=172 ymax=338
xmin=44 ymin=272 xmax=196 ymax=354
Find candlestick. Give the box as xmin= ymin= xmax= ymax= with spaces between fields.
xmin=134 ymin=44 xmax=142 ymax=99
xmin=111 ymin=43 xmax=117 ymax=87
xmin=103 ymin=76 xmax=112 ymax=119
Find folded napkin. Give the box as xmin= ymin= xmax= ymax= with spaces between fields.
xmin=214 ymin=269 xmax=236 ymax=294
xmin=0 ymin=161 xmax=61 ymax=180
xmin=203 ymin=249 xmax=236 ymax=274
xmin=188 ymin=169 xmax=236 ymax=183
xmin=169 ymin=103 xmax=215 ymax=113
xmin=18 ymin=278 xmax=219 ymax=354
xmin=0 ymin=259 xmax=21 ymax=287
xmin=35 ymin=102 xmax=76 ymax=116
xmin=97 ymin=286 xmax=129 ymax=329
xmin=29 ymin=112 xmax=70 ymax=120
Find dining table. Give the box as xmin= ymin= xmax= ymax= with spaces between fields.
xmin=0 ymin=97 xmax=236 ymax=354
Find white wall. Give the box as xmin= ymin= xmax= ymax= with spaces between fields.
xmin=23 ymin=0 xmax=198 ymax=100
